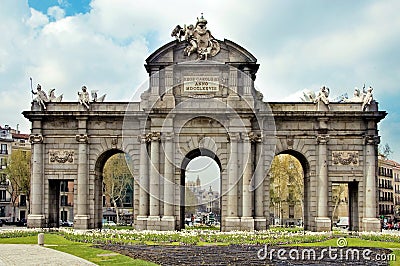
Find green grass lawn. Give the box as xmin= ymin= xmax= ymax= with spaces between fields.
xmin=0 ymin=233 xmax=157 ymax=266
xmin=294 ymin=237 xmax=400 ymax=266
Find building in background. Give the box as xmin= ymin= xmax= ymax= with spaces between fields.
xmin=0 ymin=125 xmax=30 ymax=222
xmin=378 ymin=155 xmax=400 ymax=222
xmin=185 ymin=175 xmax=220 ymax=224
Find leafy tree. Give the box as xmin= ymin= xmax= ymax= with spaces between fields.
xmin=269 ymin=154 xmax=303 ymax=225
xmin=4 ymin=150 xmax=31 ymax=221
xmin=103 ymin=153 xmax=133 ymax=224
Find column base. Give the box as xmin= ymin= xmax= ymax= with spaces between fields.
xmin=362 ymin=218 xmax=381 ymax=232
xmin=135 ymin=216 xmax=148 ymax=230
xmin=223 ymin=217 xmax=241 ymax=231
xmin=240 ymin=217 xmax=255 ymax=231
xmin=27 ymin=214 xmax=45 ymax=228
xmin=315 ymin=217 xmax=331 ymax=232
xmin=160 ymin=216 xmax=175 ymax=231
xmin=146 ymin=216 xmax=161 ymax=230
xmin=74 ymin=215 xmax=90 ymax=229
xmin=254 ymin=217 xmax=267 ymax=231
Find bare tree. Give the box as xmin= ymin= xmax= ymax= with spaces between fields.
xmin=103 ymin=153 xmax=133 ymax=224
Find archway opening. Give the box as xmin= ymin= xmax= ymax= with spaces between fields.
xmin=94 ymin=149 xmax=133 ymax=228
xmin=181 ymin=149 xmax=221 ymax=229
xmin=269 ymin=153 xmax=306 ymax=229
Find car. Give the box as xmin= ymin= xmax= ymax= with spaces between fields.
xmin=60 ymin=220 xmax=73 ymax=227
xmin=16 ymin=218 xmax=27 ymax=226
xmin=335 ymin=217 xmax=349 ymax=229
xmin=102 ymin=220 xmax=116 ymax=227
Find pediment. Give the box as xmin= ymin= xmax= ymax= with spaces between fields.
xmin=145 ymin=39 xmax=258 ymax=72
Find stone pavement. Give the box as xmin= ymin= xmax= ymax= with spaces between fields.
xmin=0 ymin=244 xmax=96 ymax=266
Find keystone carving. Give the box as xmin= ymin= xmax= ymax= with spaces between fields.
xmin=365 ymin=135 xmax=380 ymax=145
xmin=75 ymin=134 xmax=88 ymax=143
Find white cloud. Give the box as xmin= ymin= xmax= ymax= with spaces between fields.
xmin=26 ymin=8 xmax=49 ymax=29
xmin=47 ymin=6 xmax=66 ymax=21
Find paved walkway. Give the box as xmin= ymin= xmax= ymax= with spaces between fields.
xmin=0 ymin=244 xmax=96 ymax=266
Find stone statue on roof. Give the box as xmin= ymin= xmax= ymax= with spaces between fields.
xmin=171 ymin=14 xmax=220 ymax=60
xmin=78 ymin=86 xmax=90 ymax=109
xmin=48 ymin=88 xmax=63 ymax=102
xmin=32 ymin=84 xmax=49 ymax=110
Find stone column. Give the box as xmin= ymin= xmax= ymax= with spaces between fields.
xmin=74 ymin=130 xmax=90 ymax=229
xmin=27 ymin=129 xmax=45 ymax=228
xmin=241 ymin=132 xmax=254 ymax=230
xmin=253 ymin=133 xmax=266 ymax=230
xmin=363 ymin=135 xmax=381 ymax=231
xmin=137 ymin=134 xmax=149 ymax=227
xmin=315 ymin=134 xmax=331 ymax=231
xmin=161 ymin=132 xmax=175 ymax=230
xmin=148 ymin=132 xmax=161 ymax=228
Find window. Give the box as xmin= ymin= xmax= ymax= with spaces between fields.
xmin=20 ymin=195 xmax=26 ymax=207
xmin=0 ymin=190 xmax=6 ymax=201
xmin=60 ymin=195 xmax=68 ymax=206
xmin=0 ymin=158 xmax=6 ymax=169
xmin=60 ymin=181 xmax=68 ymax=192
xmin=60 ymin=210 xmax=67 ymax=222
xmin=0 ymin=144 xmax=7 ymax=154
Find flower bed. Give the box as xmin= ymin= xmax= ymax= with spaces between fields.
xmin=59 ymin=228 xmax=332 ymax=246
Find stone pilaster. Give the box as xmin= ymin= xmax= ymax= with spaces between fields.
xmin=136 ymin=134 xmax=149 ymax=229
xmin=315 ymin=134 xmax=331 ymax=231
xmin=252 ymin=133 xmax=266 ymax=230
xmin=74 ymin=117 xmax=90 ymax=229
xmin=241 ymin=132 xmax=254 ymax=231
xmin=224 ymin=132 xmax=240 ymax=231
xmin=362 ymin=135 xmax=381 ymax=232
xmin=27 ymin=131 xmax=45 ymax=228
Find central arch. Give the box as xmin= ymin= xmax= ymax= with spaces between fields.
xmin=180 ymin=148 xmax=222 ymax=229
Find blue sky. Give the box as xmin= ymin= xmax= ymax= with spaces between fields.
xmin=1 ymin=0 xmax=400 ymax=163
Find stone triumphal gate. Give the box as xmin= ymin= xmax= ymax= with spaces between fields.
xmin=24 ymin=18 xmax=386 ymax=232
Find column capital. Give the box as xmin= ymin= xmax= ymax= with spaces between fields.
xmin=76 ymin=134 xmax=88 ymax=143
xmin=138 ymin=134 xmax=149 ymax=143
xmin=227 ymin=132 xmax=240 ymax=142
xmin=161 ymin=132 xmax=174 ymax=142
xmin=241 ymin=132 xmax=252 ymax=142
xmin=29 ymin=134 xmax=43 ymax=144
xmin=249 ymin=132 xmax=263 ymax=143
xmin=148 ymin=132 xmax=161 ymax=142
xmin=316 ymin=134 xmax=329 ymax=144
xmin=365 ymin=135 xmax=380 ymax=145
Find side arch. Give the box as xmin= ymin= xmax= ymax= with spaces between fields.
xmin=274 ymin=149 xmax=313 ymax=230
xmin=93 ymin=148 xmax=131 ymax=228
